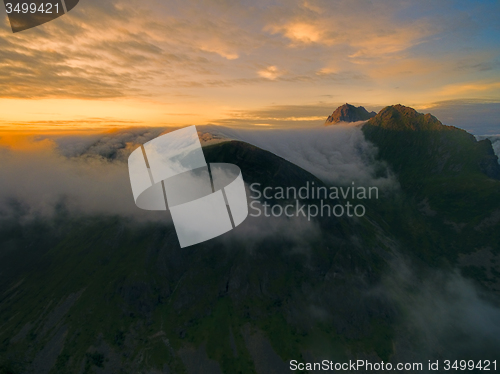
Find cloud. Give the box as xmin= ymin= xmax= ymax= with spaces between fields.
xmin=199 ymin=123 xmax=398 ymax=189
xmin=212 ymin=103 xmax=371 ymax=127
xmin=0 ymin=127 xmax=332 ymax=250
xmin=456 ymin=57 xmax=500 ymax=73
xmin=0 ymin=132 xmax=169 ymax=221
xmin=269 ymin=22 xmax=322 ymax=45
xmin=439 ymin=82 xmax=500 ymax=98
xmin=1 ymin=0 xmax=498 ymax=107
xmin=49 ymin=127 xmax=168 ymax=159
xmin=0 ymin=0 xmax=257 ymax=99
xmin=384 ymin=259 xmax=500 ymax=360
xmin=265 ymin=0 xmax=437 ymax=59
xmin=0 ymin=121 xmax=398 ymax=228
xmin=419 ymin=99 xmax=500 ymax=135
xmin=257 ymin=66 xmax=283 ymax=80
xmin=490 ymin=137 xmax=500 ymax=161
xmin=0 ymin=118 xmax=143 ymax=132
xmin=0 ymin=1 xmax=159 ymax=99
xmin=49 ymin=122 xmax=396 ymax=189
xmin=220 ymin=201 xmax=322 ymax=253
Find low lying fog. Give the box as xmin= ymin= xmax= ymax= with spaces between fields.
xmin=0 ymin=124 xmax=397 ymax=220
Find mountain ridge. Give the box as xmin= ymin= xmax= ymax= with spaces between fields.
xmin=367 ymin=104 xmax=448 ymax=131
xmin=324 ymin=103 xmax=376 ymax=125
xmin=362 ymin=104 xmax=500 ymax=181
xmin=1 ymin=107 xmax=500 ymax=373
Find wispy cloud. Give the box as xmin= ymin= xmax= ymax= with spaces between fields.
xmin=212 ymin=103 xmax=345 ymax=127
xmin=257 ymin=66 xmax=282 ymax=80
xmin=0 ymin=0 xmax=498 ymax=128
xmin=439 ymin=81 xmax=500 ymax=97
xmin=265 ymin=0 xmax=437 ymax=59
xmin=416 ymin=99 xmax=500 ymax=135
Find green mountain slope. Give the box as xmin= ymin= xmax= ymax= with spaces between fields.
xmin=362 ymin=104 xmax=500 ymax=281
xmin=1 ymin=117 xmax=499 ymax=373
xmin=0 ymin=141 xmax=395 ymax=374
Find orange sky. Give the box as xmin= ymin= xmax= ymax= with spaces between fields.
xmin=0 ymin=0 xmax=499 ymax=134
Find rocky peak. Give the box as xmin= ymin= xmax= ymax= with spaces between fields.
xmin=324 ymin=103 xmax=376 ymax=125
xmin=368 ymin=104 xmax=445 ymax=131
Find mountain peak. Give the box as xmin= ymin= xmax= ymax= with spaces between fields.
xmin=368 ymin=104 xmax=445 ymax=131
xmin=324 ymin=103 xmax=376 ymax=125
xmin=362 ymin=104 xmax=500 ymax=181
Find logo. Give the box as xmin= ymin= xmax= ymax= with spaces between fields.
xmin=4 ymin=0 xmax=80 ymax=33
xmin=128 ymin=126 xmax=248 ymax=248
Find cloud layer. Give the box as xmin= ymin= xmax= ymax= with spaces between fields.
xmin=0 ymin=123 xmax=397 ymax=224
xmin=0 ymin=131 xmax=167 ymax=221
xmin=385 ymin=259 xmax=500 ymax=360
xmin=199 ymin=123 xmax=398 ymax=188
xmin=0 ymin=0 xmax=499 ymax=112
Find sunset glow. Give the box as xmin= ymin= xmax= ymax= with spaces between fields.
xmin=1 ymin=0 xmax=499 ymax=134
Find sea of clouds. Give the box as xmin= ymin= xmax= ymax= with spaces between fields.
xmin=198 ymin=123 xmax=398 ymax=188
xmin=0 ymin=128 xmax=166 ymax=221
xmin=0 ymin=124 xmax=397 ymax=221
xmin=1 ymin=125 xmax=499 ymax=361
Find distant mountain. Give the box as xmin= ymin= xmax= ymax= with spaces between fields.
xmin=324 ymin=103 xmax=376 ymax=125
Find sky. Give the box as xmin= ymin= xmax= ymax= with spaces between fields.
xmin=0 ymin=0 xmax=499 ymax=134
